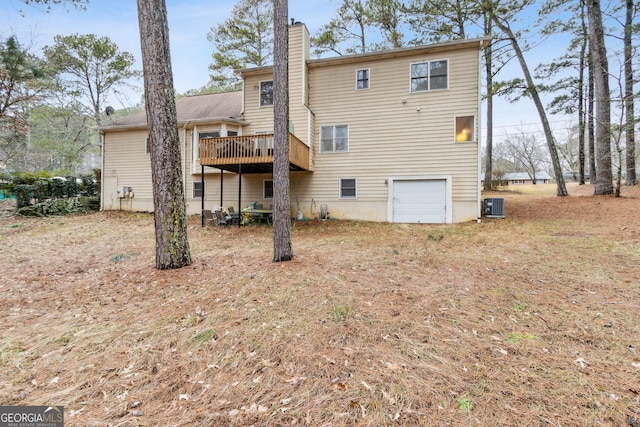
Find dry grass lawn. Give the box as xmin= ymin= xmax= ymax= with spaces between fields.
xmin=1 ymin=183 xmax=639 ymax=426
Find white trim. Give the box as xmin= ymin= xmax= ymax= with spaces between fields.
xmin=259 ymin=79 xmax=274 ymax=107
xmin=192 ymin=181 xmax=204 ymax=199
xmin=320 ymin=124 xmax=349 ymax=153
xmin=387 ymin=175 xmax=452 ymax=224
xmin=454 ymin=115 xmax=477 ymax=143
xmin=301 ymin=26 xmax=307 ymax=106
xmin=409 ymin=59 xmax=449 ymax=93
xmin=356 ymin=68 xmax=370 ymax=90
xmin=476 ymin=44 xmax=483 ymax=221
xmin=339 ymin=178 xmax=357 ymax=199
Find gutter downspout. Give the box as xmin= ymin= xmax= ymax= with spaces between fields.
xmin=100 ymin=131 xmax=105 ymax=211
xmin=477 ymin=40 xmax=484 ymax=224
xmin=183 ymin=121 xmax=190 ymax=214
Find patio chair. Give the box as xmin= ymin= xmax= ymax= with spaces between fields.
xmin=227 ymin=207 xmax=240 ymax=224
xmin=214 ymin=210 xmax=228 ymax=226
xmin=202 ymin=209 xmax=215 ymax=227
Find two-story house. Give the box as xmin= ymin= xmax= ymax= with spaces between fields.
xmin=100 ymin=23 xmax=490 ymax=223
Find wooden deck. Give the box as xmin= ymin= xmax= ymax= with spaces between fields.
xmin=199 ymin=133 xmax=310 ymax=174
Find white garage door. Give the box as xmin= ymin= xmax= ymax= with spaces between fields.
xmin=392 ymin=179 xmax=447 ymax=223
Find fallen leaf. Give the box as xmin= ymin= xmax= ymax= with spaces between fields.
xmin=285 ymin=376 xmax=307 ymax=384
xmin=575 ymin=357 xmax=587 ymax=369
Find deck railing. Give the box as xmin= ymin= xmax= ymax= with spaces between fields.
xmin=199 ymin=133 xmax=309 ymax=171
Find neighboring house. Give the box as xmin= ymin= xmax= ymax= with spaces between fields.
xmin=100 ymin=23 xmax=491 ymax=224
xmin=504 ymin=172 xmax=552 ymax=185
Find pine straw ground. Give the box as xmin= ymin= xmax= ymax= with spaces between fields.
xmin=1 ymin=183 xmax=639 ymax=427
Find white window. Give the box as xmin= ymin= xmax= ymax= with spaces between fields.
xmin=455 ymin=116 xmax=475 ymax=142
xmin=195 ymin=131 xmax=220 ymax=162
xmin=320 ymin=125 xmax=349 ymax=153
xmin=410 ymin=59 xmax=448 ymax=92
xmin=356 ymin=68 xmax=369 ymax=90
xmin=193 ymin=182 xmax=204 ymax=199
xmin=340 ymin=178 xmax=356 ymax=199
xmin=260 ymin=80 xmax=273 ymax=106
xmin=200 ymin=132 xmax=220 ymax=139
xmin=263 ymin=179 xmax=273 ymax=199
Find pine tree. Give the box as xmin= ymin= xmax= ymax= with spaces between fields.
xmin=137 ymin=0 xmax=191 ymax=270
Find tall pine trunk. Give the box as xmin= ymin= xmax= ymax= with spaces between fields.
xmin=586 ymin=0 xmax=613 ymax=195
xmin=272 ymin=0 xmax=293 ymax=262
xmin=491 ymin=15 xmax=568 ymax=196
xmin=578 ymin=3 xmax=587 ymax=185
xmin=624 ymin=0 xmax=636 ymax=185
xmin=137 ymin=0 xmax=191 ymax=269
xmin=588 ymin=54 xmax=596 ymax=184
xmin=483 ymin=13 xmax=494 ymax=191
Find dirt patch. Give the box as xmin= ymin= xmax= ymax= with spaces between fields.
xmin=1 ymin=183 xmax=639 ymax=426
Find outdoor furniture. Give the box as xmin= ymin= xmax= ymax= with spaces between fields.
xmin=227 ymin=207 xmax=240 ymax=224
xmin=202 ymin=209 xmax=215 ymax=227
xmin=242 ymin=208 xmax=273 ymax=225
xmin=241 ymin=202 xmax=273 ymax=225
xmin=214 ymin=210 xmax=228 ymax=226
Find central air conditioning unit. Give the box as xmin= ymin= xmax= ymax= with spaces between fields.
xmin=483 ymin=198 xmax=505 ymax=218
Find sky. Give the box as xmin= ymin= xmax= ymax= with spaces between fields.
xmin=0 ymin=0 xmax=579 ymax=144
xmin=0 ymin=0 xmax=335 ymax=104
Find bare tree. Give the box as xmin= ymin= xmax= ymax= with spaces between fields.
xmin=502 ymin=129 xmax=547 ymax=183
xmin=137 ymin=0 xmax=191 ymax=270
xmin=489 ymin=1 xmax=568 ymax=196
xmin=272 ymin=0 xmax=292 ymax=262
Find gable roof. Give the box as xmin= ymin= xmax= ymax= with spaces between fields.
xmin=237 ymin=36 xmax=492 ymax=77
xmin=100 ymin=91 xmax=245 ymax=131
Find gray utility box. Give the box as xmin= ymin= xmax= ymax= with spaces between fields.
xmin=483 ymin=198 xmax=505 ymax=218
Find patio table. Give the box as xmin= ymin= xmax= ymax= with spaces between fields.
xmin=241 ymin=208 xmax=273 ymax=225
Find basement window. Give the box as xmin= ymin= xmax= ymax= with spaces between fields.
xmin=264 ymin=180 xmax=273 ymax=199
xmin=193 ymin=182 xmax=204 ymax=199
xmin=340 ymin=178 xmax=356 ymax=199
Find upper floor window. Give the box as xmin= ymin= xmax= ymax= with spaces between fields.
xmin=260 ymin=80 xmax=273 ymax=106
xmin=320 ymin=125 xmax=349 ymax=153
xmin=455 ymin=116 xmax=475 ymax=142
xmin=410 ymin=59 xmax=448 ymax=92
xmin=356 ymin=69 xmax=369 ymax=90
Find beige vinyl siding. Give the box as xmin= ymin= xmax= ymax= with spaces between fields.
xmin=288 ymin=24 xmax=310 ymax=145
xmin=305 ymin=47 xmax=480 ymax=221
xmin=241 ymin=25 xmax=312 ymax=147
xmin=242 ymin=73 xmax=275 ymax=135
xmin=102 ymin=130 xmax=154 ymax=211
